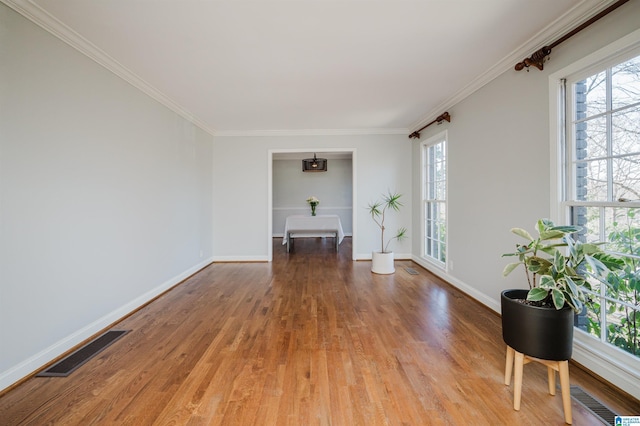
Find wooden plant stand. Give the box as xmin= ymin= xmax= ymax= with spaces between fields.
xmin=504 ymin=345 xmax=572 ymax=424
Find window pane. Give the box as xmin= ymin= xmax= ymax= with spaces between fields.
xmin=612 ymin=55 xmax=640 ymax=110
xmin=576 ymin=159 xmax=608 ymax=202
xmin=582 ymin=296 xmax=602 ymax=338
xmin=439 ymin=202 xmax=446 ymax=247
xmin=582 ymin=71 xmax=608 ymax=117
xmin=436 ymin=178 xmax=445 ymax=200
xmin=612 ymin=105 xmax=640 ymax=157
xmin=424 ymin=202 xmax=433 ymax=256
xmin=576 ymin=115 xmax=607 ymax=161
xmin=612 ymin=153 xmax=640 ymax=201
xmin=432 ymin=203 xmax=440 ymax=242
xmin=606 ymin=265 xmax=639 ymax=302
xmin=428 ymin=177 xmax=435 ymax=199
xmin=607 ymin=208 xmax=640 ymax=254
xmin=430 ymin=143 xmax=446 ymax=201
xmin=575 ymin=205 xmax=603 ymax=243
xmin=434 ymin=142 xmax=444 ymax=161
xmin=575 ymin=206 xmax=640 ymax=243
xmin=424 ymin=201 xmax=446 ymax=261
xmin=605 ymin=300 xmax=640 ymax=357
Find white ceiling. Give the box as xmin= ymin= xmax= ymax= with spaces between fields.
xmin=5 ymin=0 xmax=612 ymax=134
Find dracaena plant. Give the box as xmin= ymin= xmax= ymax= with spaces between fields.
xmin=368 ymin=192 xmax=407 ymax=253
xmin=502 ymin=219 xmax=622 ymax=312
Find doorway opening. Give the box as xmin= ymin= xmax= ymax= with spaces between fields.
xmin=268 ymin=149 xmax=356 ymax=261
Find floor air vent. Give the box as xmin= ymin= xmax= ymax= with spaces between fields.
xmin=404 ymin=267 xmax=419 ymax=275
xmin=37 ymin=330 xmax=129 ymax=377
xmin=571 ymin=385 xmax=617 ymax=425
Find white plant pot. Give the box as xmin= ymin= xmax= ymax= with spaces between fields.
xmin=371 ymin=251 xmax=395 ymax=274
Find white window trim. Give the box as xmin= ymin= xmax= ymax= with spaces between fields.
xmin=420 ymin=130 xmax=448 ymax=270
xmin=548 ymin=28 xmax=640 ymax=398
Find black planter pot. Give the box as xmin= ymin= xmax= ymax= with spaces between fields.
xmin=501 ymin=289 xmax=574 ymax=360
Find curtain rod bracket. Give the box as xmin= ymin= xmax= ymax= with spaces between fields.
xmin=409 ymin=112 xmax=450 ymax=139
xmin=515 ymin=0 xmax=629 ymax=72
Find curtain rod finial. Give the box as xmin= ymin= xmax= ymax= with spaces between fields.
xmin=515 ymin=46 xmax=552 ymax=72
xmin=438 ymin=112 xmax=451 ymax=123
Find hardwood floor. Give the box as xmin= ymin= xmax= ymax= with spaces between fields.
xmin=1 ymin=237 xmax=638 ymax=425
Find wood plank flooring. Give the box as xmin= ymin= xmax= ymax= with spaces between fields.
xmin=1 ymin=237 xmax=638 ymax=425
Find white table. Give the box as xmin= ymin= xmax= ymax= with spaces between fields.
xmin=282 ymin=215 xmax=345 ymax=252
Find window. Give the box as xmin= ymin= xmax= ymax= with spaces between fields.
xmin=421 ymin=132 xmax=447 ymax=266
xmin=564 ymin=50 xmax=640 ymax=360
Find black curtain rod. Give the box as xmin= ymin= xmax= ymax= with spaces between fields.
xmin=515 ymin=0 xmax=630 ymax=71
xmin=408 ymin=112 xmax=450 ymax=139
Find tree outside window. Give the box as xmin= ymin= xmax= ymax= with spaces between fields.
xmin=569 ymin=53 xmax=640 ymax=358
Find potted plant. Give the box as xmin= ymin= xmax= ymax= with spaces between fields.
xmin=501 ymin=218 xmax=621 ymax=359
xmin=368 ymin=192 xmax=407 ymax=274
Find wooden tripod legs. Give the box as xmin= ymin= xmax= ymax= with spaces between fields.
xmin=504 ymin=346 xmax=572 ymax=424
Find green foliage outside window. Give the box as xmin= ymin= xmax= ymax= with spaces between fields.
xmin=584 ymin=209 xmax=640 ymax=357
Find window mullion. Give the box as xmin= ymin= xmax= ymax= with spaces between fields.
xmin=600 ymin=221 xmax=606 ymax=341
xmin=606 ymin=67 xmax=614 ymax=205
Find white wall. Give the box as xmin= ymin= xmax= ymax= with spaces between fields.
xmin=273 ymin=158 xmax=353 ymax=235
xmin=410 ymin=1 xmax=640 ymax=397
xmin=212 ymin=134 xmax=411 ymax=261
xmin=3 ymin=0 xmax=638 ymax=398
xmin=0 ymin=5 xmax=214 ymax=390
xmin=412 ymin=0 xmax=640 ymax=311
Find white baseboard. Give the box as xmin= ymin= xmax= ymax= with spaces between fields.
xmin=355 ymin=252 xmax=412 ymax=261
xmin=0 ymin=258 xmax=214 ymax=392
xmin=212 ymin=255 xmax=269 ymax=262
xmin=411 ymin=255 xmax=501 ymax=313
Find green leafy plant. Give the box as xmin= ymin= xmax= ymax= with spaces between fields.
xmin=368 ymin=192 xmax=407 ymax=253
xmin=502 ymin=219 xmax=623 ymax=312
xmin=583 ymin=211 xmax=640 ymax=356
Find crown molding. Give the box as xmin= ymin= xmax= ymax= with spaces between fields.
xmin=1 ymin=0 xmax=217 ymax=137
xmin=409 ymin=0 xmax=620 ymax=132
xmin=214 ymin=128 xmax=409 ymax=137
xmin=4 ymin=0 xmax=618 ymax=139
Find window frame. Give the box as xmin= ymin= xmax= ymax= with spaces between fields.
xmin=549 ymin=28 xmax=640 ymax=395
xmin=420 ymin=130 xmax=447 ymax=269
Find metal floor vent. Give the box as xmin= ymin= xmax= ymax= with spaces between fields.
xmin=37 ymin=330 xmax=129 ymax=377
xmin=571 ymin=385 xmax=617 ymax=425
xmin=404 ymin=267 xmax=419 ymax=275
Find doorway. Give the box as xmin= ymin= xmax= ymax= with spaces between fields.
xmin=268 ymin=149 xmax=356 ymax=261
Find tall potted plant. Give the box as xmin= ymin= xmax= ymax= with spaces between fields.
xmin=368 ymin=192 xmax=407 ymax=274
xmin=501 ymin=218 xmax=622 ymax=359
